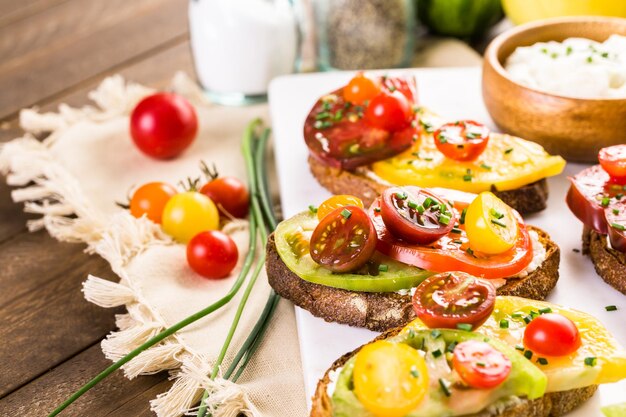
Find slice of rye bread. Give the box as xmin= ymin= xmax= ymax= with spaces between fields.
xmin=311 ymin=325 xmax=598 ymax=417
xmin=582 ymin=228 xmax=626 ymax=295
xmin=266 ymin=226 xmax=560 ymax=332
xmin=308 ymin=156 xmax=549 ymax=215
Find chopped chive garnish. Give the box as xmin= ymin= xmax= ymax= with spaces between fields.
xmin=499 ymin=319 xmax=509 ymax=329
xmin=463 ymin=174 xmax=472 ymax=182
xmin=439 ymin=378 xmax=452 ymax=397
xmin=476 ymin=361 xmax=486 ymax=367
xmin=605 ymin=305 xmax=618 ymax=311
xmin=611 ymin=223 xmax=625 ymax=231
xmin=524 ymin=350 xmax=533 ymax=360
xmin=491 ymin=219 xmax=507 ymax=227
xmin=537 ymin=357 xmax=548 ymax=365
xmin=613 ymin=209 xmax=620 ymax=215
xmin=341 ymin=209 xmax=352 ymax=219
xmin=466 ymin=247 xmax=475 ymax=257
xmin=423 ymin=197 xmax=434 ymax=208
xmin=396 ymin=192 xmax=408 ymax=200
xmin=460 ymin=208 xmax=467 ymax=224
xmin=431 ymin=329 xmax=442 ymax=339
xmin=505 ymin=148 xmax=514 ymax=154
xmin=315 ymin=111 xmax=330 ymax=120
xmin=587 ymin=56 xmax=593 ymax=63
xmin=333 ymin=109 xmax=343 ymax=121
xmin=378 ymin=264 xmax=388 ymax=272
xmin=432 ymin=349 xmax=443 ymax=358
xmin=446 ymin=341 xmax=458 ymax=353
xmin=408 ymin=201 xmax=419 ymax=209
xmin=585 ymin=357 xmax=597 ymax=366
xmin=601 ymin=196 xmax=610 ymax=207
xmin=539 ymin=307 xmax=552 ymax=314
xmin=617 ymin=193 xmax=624 ymax=200
xmin=456 ymin=323 xmax=472 ymax=331
xmin=451 ymin=228 xmax=462 ymax=234
xmin=566 ymin=46 xmax=573 ymax=55
xmin=439 ymin=214 xmax=451 ymax=225
xmin=511 ymin=312 xmax=524 ymax=318
xmin=439 ymin=136 xmax=448 ymax=144
xmin=322 ymin=101 xmax=331 ymax=111
xmin=410 ymin=367 xmax=420 ymax=378
xmin=417 ymin=205 xmax=425 ymax=214
xmin=530 ymin=310 xmax=539 ymax=318
xmin=453 ymin=239 xmax=463 ymax=244
xmin=374 ymin=207 xmax=381 ymax=213
xmin=480 ymin=163 xmax=492 ymax=170
xmin=523 ymin=314 xmax=533 ymax=324
xmin=408 ymin=328 xmax=416 ymax=338
xmin=308 ymin=205 xmax=318 ymax=214
xmin=515 ymin=344 xmax=525 ymax=351
xmin=489 ymin=208 xmax=504 ymax=219
xmin=388 ymin=85 xmax=397 ymax=92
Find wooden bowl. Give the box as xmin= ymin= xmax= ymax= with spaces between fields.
xmin=483 ymin=17 xmax=626 ymax=162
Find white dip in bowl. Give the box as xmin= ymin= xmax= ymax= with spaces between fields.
xmin=504 ymin=35 xmax=626 ymax=98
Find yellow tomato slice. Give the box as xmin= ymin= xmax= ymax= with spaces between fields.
xmin=353 ymin=341 xmax=429 ymax=417
xmin=465 ymin=192 xmax=518 ymax=254
xmin=316 ymin=194 xmax=364 ymax=221
xmin=370 ymin=110 xmax=565 ymax=193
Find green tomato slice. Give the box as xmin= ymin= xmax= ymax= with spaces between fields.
xmin=273 ymin=211 xmax=433 ymax=292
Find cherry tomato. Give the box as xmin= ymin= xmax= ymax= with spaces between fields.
xmin=380 ymin=186 xmax=455 ymax=244
xmin=523 ymin=313 xmax=581 ymax=357
xmin=353 ymin=341 xmax=429 ymax=417
xmin=162 ymin=192 xmax=219 ymax=243
xmin=187 ymin=231 xmax=238 ymax=279
xmin=310 ymin=205 xmax=377 ymax=273
xmin=343 ymin=73 xmax=380 ymax=105
xmin=599 ymin=145 xmax=626 ymax=182
xmin=200 ymin=177 xmax=249 ymax=219
xmin=412 ymin=272 xmax=496 ymax=330
xmin=316 ymin=194 xmax=364 ymax=221
xmin=453 ymin=341 xmax=512 ymax=389
xmin=130 ymin=93 xmax=198 ymax=159
xmin=464 ymin=192 xmax=519 ymax=255
xmin=364 ymin=91 xmax=411 ymax=132
xmin=434 ymin=121 xmax=490 ymax=161
xmin=129 ymin=182 xmax=177 ymax=224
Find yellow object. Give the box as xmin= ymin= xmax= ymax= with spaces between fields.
xmin=162 ymin=191 xmax=219 ymax=243
xmin=503 ymin=0 xmax=626 ymax=25
xmin=316 ymin=194 xmax=364 ymax=221
xmin=371 ymin=109 xmax=565 ymax=193
xmin=353 ymin=341 xmax=429 ymax=417
xmin=465 ymin=192 xmax=518 ymax=254
xmin=404 ymin=296 xmax=626 ymax=392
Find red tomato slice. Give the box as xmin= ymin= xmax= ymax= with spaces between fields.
xmin=304 ymin=76 xmax=418 ymax=170
xmin=523 ymin=313 xmax=581 ymax=357
xmin=599 ymin=145 xmax=626 ymax=183
xmin=453 ymin=341 xmax=512 ymax=389
xmin=412 ymin=272 xmax=496 ymax=330
xmin=434 ymin=121 xmax=490 ymax=162
xmin=310 ymin=205 xmax=377 ymax=273
xmin=364 ymin=91 xmax=411 ymax=132
xmin=380 ymin=186 xmax=455 ymax=244
xmin=370 ymin=192 xmax=533 ymax=279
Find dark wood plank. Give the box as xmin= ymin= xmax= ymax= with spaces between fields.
xmin=0 ymin=0 xmax=188 ymax=119
xmin=0 ymin=343 xmax=171 ymax=417
xmin=0 ymin=182 xmax=31 ymax=244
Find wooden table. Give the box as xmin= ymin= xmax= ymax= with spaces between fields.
xmin=0 ymin=1 xmax=191 ymax=415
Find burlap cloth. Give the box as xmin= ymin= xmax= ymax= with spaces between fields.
xmin=0 ymin=39 xmax=480 ymax=416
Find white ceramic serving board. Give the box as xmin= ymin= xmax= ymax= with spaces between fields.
xmin=269 ymin=67 xmax=626 ymax=416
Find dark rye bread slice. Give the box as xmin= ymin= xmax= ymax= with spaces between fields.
xmin=311 ymin=325 xmax=598 ymax=417
xmin=308 ymin=156 xmax=549 ymax=215
xmin=266 ymin=226 xmax=560 ymax=332
xmin=582 ymin=228 xmax=626 ymax=295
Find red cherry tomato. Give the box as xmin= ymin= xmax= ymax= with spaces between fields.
xmin=130 ymin=93 xmax=198 ymax=159
xmin=411 ymin=271 xmax=496 ymax=330
xmin=364 ymin=91 xmax=411 ymax=132
xmin=187 ymin=230 xmax=238 ymax=279
xmin=453 ymin=341 xmax=512 ymax=389
xmin=434 ymin=121 xmax=490 ymax=162
xmin=310 ymin=205 xmax=377 ymax=273
xmin=343 ymin=73 xmax=380 ymax=105
xmin=380 ymin=186 xmax=455 ymax=244
xmin=200 ymin=177 xmax=249 ymax=219
xmin=523 ymin=313 xmax=581 ymax=357
xmin=599 ymin=145 xmax=626 ymax=182
xmin=129 ymin=182 xmax=177 ymax=224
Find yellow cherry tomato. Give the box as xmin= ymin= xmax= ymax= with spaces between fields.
xmin=316 ymin=195 xmax=364 ymax=221
xmin=465 ymin=192 xmax=518 ymax=255
xmin=353 ymin=341 xmax=429 ymax=417
xmin=162 ymin=191 xmax=219 ymax=243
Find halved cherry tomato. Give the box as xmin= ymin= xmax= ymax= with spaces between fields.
xmin=599 ymin=145 xmax=626 ymax=183
xmin=434 ymin=121 xmax=490 ymax=162
xmin=370 ymin=191 xmax=533 ymax=279
xmin=353 ymin=341 xmax=429 ymax=417
xmin=464 ymin=192 xmax=518 ymax=255
xmin=310 ymin=205 xmax=377 ymax=272
xmin=316 ymin=195 xmax=364 ymax=221
xmin=364 ymin=91 xmax=411 ymax=132
xmin=412 ymin=272 xmax=496 ymax=330
xmin=343 ymin=73 xmax=380 ymax=105
xmin=129 ymin=182 xmax=177 ymax=224
xmin=453 ymin=341 xmax=512 ymax=389
xmin=380 ymin=186 xmax=455 ymax=244
xmin=523 ymin=313 xmax=581 ymax=357
xmin=187 ymin=230 xmax=238 ymax=279
xmin=162 ymin=192 xmax=219 ymax=243
xmin=200 ymin=176 xmax=249 ymax=219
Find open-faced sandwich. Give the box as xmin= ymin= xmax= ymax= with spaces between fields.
xmin=267 ymin=186 xmax=560 ymax=331
xmin=568 ymin=144 xmax=626 ymax=295
xmin=312 ymin=291 xmax=626 ymax=417
xmin=304 ymin=73 xmax=566 ymax=214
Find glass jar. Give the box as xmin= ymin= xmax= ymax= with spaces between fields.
xmin=189 ymin=0 xmax=299 ymax=105
xmin=313 ymin=0 xmax=416 ymax=71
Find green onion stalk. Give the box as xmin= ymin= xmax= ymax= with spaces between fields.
xmin=48 ymin=119 xmax=280 ymax=416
